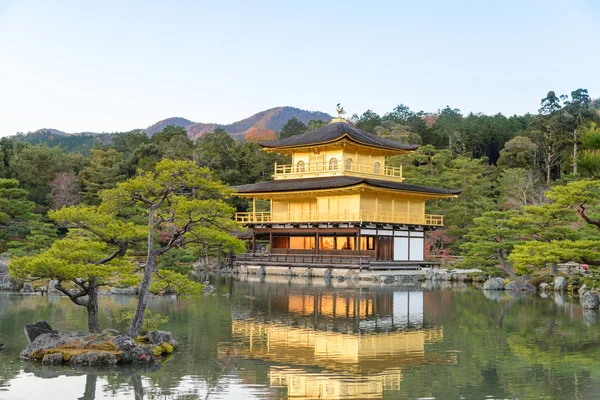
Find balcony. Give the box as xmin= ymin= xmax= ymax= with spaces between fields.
xmin=235 ymin=210 xmax=444 ymax=226
xmin=274 ymin=159 xmax=403 ymax=182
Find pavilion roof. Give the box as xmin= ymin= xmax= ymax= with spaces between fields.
xmin=260 ymin=122 xmax=419 ymax=151
xmin=233 ymin=176 xmax=461 ymax=196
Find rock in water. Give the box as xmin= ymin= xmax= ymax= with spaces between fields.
xmin=202 ymin=285 xmax=214 ymax=294
xmin=47 ymin=280 xmax=60 ymax=293
xmin=554 ymin=276 xmax=566 ymax=291
xmin=482 ymin=277 xmax=505 ymax=290
xmin=539 ymin=282 xmax=549 ymax=292
xmin=21 ymin=283 xmax=35 ymax=293
xmin=41 ymin=353 xmax=64 ymax=365
xmin=582 ymin=292 xmax=600 ymax=309
xmin=148 ymin=330 xmax=177 ymax=347
xmin=109 ymin=286 xmax=137 ymax=295
xmin=0 ymin=343 xmax=4 ymax=351
xmin=70 ymin=352 xmax=118 ymax=366
xmin=578 ymin=284 xmax=589 ymax=296
xmin=24 ymin=321 xmax=57 ymax=343
xmin=505 ymin=281 xmax=536 ymax=293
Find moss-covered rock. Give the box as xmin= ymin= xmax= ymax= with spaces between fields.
xmin=20 ymin=321 xmax=177 ymax=366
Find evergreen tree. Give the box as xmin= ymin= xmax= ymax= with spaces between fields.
xmin=79 ymin=148 xmax=126 ymax=205
xmin=279 ymin=117 xmax=307 ymax=139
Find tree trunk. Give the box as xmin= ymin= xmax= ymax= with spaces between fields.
xmin=128 ymin=209 xmax=156 ymax=337
xmin=86 ymin=282 xmax=101 ymax=333
xmin=573 ymin=128 xmax=578 ymax=175
xmin=546 ymin=153 xmax=552 ymax=184
xmin=498 ymin=250 xmax=519 ymax=280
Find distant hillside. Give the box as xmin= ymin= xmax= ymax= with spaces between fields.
xmin=184 ymin=107 xmax=332 ymax=139
xmin=12 ymin=106 xmax=332 ymax=153
xmin=12 ymin=129 xmax=114 ymax=155
xmin=145 ymin=117 xmax=195 ymax=137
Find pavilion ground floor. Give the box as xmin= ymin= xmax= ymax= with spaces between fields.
xmin=236 ymin=223 xmax=438 ymax=271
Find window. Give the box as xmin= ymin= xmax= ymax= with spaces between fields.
xmin=297 ymin=160 xmax=305 ymax=172
xmin=319 ymin=236 xmax=335 ymax=250
xmin=336 ymin=236 xmax=357 ymax=250
xmin=360 ymin=237 xmax=375 ymax=250
xmin=345 ymin=158 xmax=353 ymax=171
xmin=373 ymin=162 xmax=381 ymax=174
xmin=329 ymin=158 xmax=338 ymax=170
xmin=289 ymin=236 xmax=315 ymax=249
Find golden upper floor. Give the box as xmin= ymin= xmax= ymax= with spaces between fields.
xmin=262 ymin=122 xmax=416 ymax=182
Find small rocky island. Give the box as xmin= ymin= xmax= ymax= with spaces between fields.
xmin=21 ymin=321 xmax=177 ymax=366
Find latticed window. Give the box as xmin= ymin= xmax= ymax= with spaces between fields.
xmin=297 ymin=160 xmax=305 ymax=172
xmin=374 ymin=161 xmax=381 ymax=174
xmin=345 ymin=158 xmax=353 ymax=171
xmin=329 ymin=158 xmax=338 ymax=170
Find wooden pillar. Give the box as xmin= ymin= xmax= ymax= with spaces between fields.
xmin=374 ymin=228 xmax=379 ymax=261
xmin=315 ymin=231 xmax=320 ymax=255
xmin=358 ymin=228 xmax=362 ymax=272
xmin=251 ymin=230 xmax=256 ymax=254
xmin=269 ymin=231 xmax=273 ymax=252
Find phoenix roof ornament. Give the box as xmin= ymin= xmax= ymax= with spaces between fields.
xmin=336 ymin=103 xmax=347 ymax=119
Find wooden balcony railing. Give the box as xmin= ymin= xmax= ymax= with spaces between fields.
xmin=274 ymin=159 xmax=403 ymax=181
xmin=235 ymin=210 xmax=444 ymax=226
xmin=235 ymin=253 xmax=371 ymax=268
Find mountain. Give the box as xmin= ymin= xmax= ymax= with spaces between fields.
xmin=145 ymin=117 xmax=195 ymax=137
xmin=183 ymin=107 xmax=332 ymax=140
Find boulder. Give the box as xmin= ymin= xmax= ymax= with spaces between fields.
xmin=539 ymin=282 xmax=549 ymax=292
xmin=554 ymin=276 xmax=566 ymax=291
xmin=113 ymin=335 xmax=137 ymax=352
xmin=147 ymin=330 xmax=177 ymax=347
xmin=302 ymin=268 xmax=312 ymax=278
xmin=47 ymin=280 xmax=60 ymax=293
xmin=505 ymin=281 xmax=536 ymax=293
xmin=41 ymin=353 xmax=64 ymax=365
xmin=336 ymin=276 xmax=345 ymax=283
xmin=69 ymin=352 xmax=118 ymax=366
xmin=0 ymin=261 xmax=8 ymax=276
xmin=379 ymin=276 xmax=394 ymax=284
xmin=578 ymin=284 xmax=589 ymax=297
xmin=109 ymin=286 xmax=137 ymax=295
xmin=21 ymin=283 xmax=35 ymax=293
xmin=0 ymin=343 xmax=4 ymax=351
xmin=24 ymin=321 xmax=57 ymax=344
xmin=425 ymin=270 xmax=434 ymax=280
xmin=482 ymin=277 xmax=505 ymax=291
xmin=202 ymin=285 xmax=215 ymax=294
xmin=21 ymin=331 xmax=87 ymax=358
xmin=323 ymin=269 xmax=333 ymax=280
xmin=582 ymin=292 xmax=600 ymax=310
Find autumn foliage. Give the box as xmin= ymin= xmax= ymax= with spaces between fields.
xmin=244 ymin=124 xmax=277 ymax=143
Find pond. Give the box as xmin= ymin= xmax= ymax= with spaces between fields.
xmin=1 ymin=275 xmax=599 ymax=399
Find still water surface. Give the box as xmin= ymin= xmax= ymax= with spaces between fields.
xmin=1 ymin=275 xmax=600 ymax=399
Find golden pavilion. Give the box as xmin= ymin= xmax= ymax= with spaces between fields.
xmin=233 ymin=117 xmax=459 ymax=268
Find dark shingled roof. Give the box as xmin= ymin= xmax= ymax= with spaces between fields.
xmin=234 ymin=176 xmax=461 ymax=196
xmin=261 ymin=122 xmax=419 ymax=151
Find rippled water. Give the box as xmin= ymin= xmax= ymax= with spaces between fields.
xmin=1 ymin=276 xmax=600 ymax=399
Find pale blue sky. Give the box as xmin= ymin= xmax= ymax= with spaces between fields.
xmin=0 ymin=0 xmax=598 ymax=136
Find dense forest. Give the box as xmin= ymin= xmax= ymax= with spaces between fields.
xmin=1 ymin=88 xmax=599 ymax=283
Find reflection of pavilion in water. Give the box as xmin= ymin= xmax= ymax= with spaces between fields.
xmin=221 ymin=285 xmax=453 ymax=399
